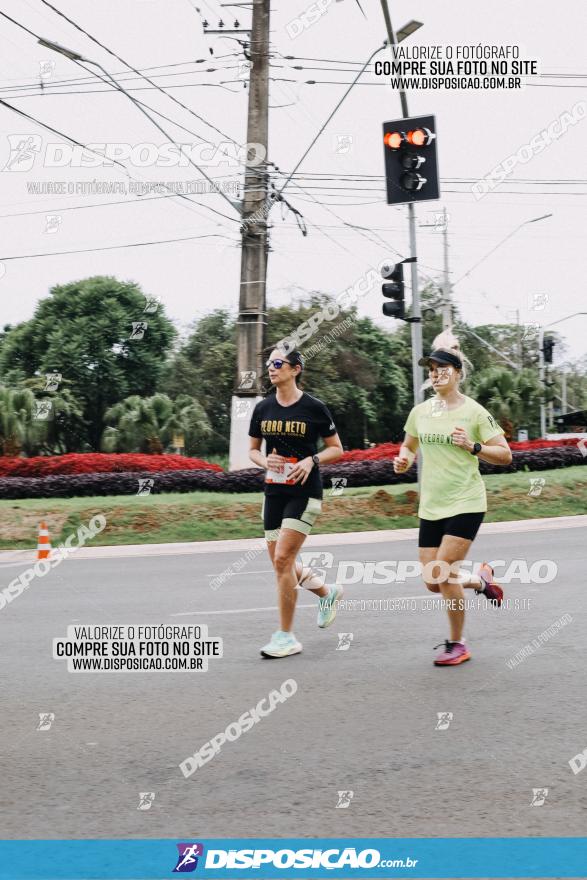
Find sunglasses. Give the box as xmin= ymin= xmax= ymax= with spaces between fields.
xmin=266 ymin=358 xmax=291 ymax=369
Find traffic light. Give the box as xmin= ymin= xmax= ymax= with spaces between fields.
xmin=542 ymin=336 xmax=555 ymax=364
xmin=381 ymin=261 xmax=405 ymax=319
xmin=382 ymin=114 xmax=440 ymax=205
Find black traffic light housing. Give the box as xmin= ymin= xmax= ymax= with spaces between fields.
xmin=381 ymin=261 xmax=405 ymax=319
xmin=542 ymin=336 xmax=555 ymax=364
xmin=383 ymin=114 xmax=440 ymax=205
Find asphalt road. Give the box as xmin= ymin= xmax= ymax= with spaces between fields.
xmin=1 ymin=517 xmax=586 ymax=842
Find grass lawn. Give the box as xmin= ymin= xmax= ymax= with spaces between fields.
xmin=0 ymin=465 xmax=585 ymax=549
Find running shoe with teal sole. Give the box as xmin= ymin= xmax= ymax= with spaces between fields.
xmin=317 ymin=584 xmax=344 ymax=629
xmin=260 ymin=630 xmax=302 ymax=658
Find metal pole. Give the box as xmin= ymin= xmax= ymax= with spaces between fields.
xmin=516 ymin=308 xmax=523 ymax=365
xmin=229 ymin=0 xmax=270 ymax=470
xmin=408 ymin=204 xmax=423 ymax=403
xmin=379 ymin=0 xmax=423 ymax=404
xmin=442 ymin=206 xmax=452 ymax=332
xmin=539 ymin=326 xmax=546 ymax=438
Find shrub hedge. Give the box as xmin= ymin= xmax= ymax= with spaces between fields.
xmin=0 ymin=446 xmax=584 ymax=498
xmin=0 ymin=453 xmax=221 ymax=478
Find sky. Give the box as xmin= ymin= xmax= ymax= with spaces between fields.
xmin=0 ymin=0 xmax=586 ymax=372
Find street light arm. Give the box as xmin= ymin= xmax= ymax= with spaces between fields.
xmin=453 ymin=213 xmax=553 ymax=288
xmin=379 ymin=0 xmax=408 ymax=116
xmin=544 ymin=312 xmax=587 ymax=329
xmin=277 ymin=43 xmax=386 ymax=196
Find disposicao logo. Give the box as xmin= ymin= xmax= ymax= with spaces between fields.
xmin=173 ymin=843 xmax=204 ymax=873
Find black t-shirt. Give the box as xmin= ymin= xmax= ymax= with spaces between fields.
xmin=249 ymin=391 xmax=337 ymax=498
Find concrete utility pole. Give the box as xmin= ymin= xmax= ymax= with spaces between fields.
xmin=229 ymin=0 xmax=271 ymax=470
xmin=379 ymin=0 xmax=424 ymax=403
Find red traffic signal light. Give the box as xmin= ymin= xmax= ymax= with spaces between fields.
xmin=383 ymin=131 xmax=403 ymax=150
xmin=382 ymin=115 xmax=439 ymax=205
xmin=406 ymin=127 xmax=434 ymax=147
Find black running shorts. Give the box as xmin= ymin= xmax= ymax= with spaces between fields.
xmin=261 ymin=494 xmax=322 ymax=540
xmin=418 ymin=511 xmax=485 ymax=547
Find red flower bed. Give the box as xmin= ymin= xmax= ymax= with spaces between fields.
xmin=0 ymin=453 xmax=222 ymax=478
xmin=340 ymin=437 xmax=583 ymax=463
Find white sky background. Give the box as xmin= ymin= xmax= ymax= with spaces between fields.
xmin=0 ymin=0 xmax=585 ymax=369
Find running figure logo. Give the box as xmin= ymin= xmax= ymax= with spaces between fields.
xmin=2 ymin=134 xmax=42 ymax=171
xmin=429 ymin=397 xmax=448 ymax=418
xmin=238 ymin=370 xmax=256 ymax=390
xmin=173 ymin=843 xmax=204 ymax=873
xmin=336 ymin=633 xmax=353 ymax=651
xmin=137 ymin=792 xmax=156 ymax=810
xmin=530 ymin=788 xmax=549 ymax=806
xmin=435 ymin=712 xmax=453 ymax=730
xmin=329 ymin=477 xmax=347 ymax=496
xmin=336 ymin=791 xmax=354 ymax=809
xmin=528 ymin=477 xmax=545 ymax=497
xmin=300 ymin=551 xmax=334 ymax=582
xmin=143 ymin=295 xmax=161 ymax=314
xmin=37 ymin=712 xmax=55 ymax=731
xmin=130 ymin=321 xmax=148 ymax=340
xmin=44 ymin=372 xmax=62 ymax=392
xmin=34 ymin=400 xmax=53 ymax=421
xmin=334 ymin=134 xmax=353 ymax=155
xmin=529 ymin=293 xmax=549 ymax=311
xmin=40 ymin=60 xmax=56 ymax=80
xmin=137 ymin=478 xmax=154 ymax=496
xmin=521 ymin=322 xmax=540 ymax=342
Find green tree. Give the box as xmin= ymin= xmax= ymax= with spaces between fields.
xmin=266 ymin=296 xmax=411 ymax=447
xmin=101 ymin=393 xmax=212 ymax=454
xmin=470 ymin=366 xmax=542 ymax=437
xmin=162 ymin=311 xmax=234 ymax=454
xmin=0 ymin=276 xmax=176 ymax=450
xmin=0 ymin=386 xmax=35 ymax=455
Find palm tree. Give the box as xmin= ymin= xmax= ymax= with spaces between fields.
xmin=0 ymin=387 xmax=35 ymax=455
xmin=471 ymin=367 xmax=541 ymax=437
xmin=101 ymin=393 xmax=212 ymax=454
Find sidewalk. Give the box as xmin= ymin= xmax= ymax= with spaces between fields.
xmin=0 ymin=514 xmax=585 ymax=565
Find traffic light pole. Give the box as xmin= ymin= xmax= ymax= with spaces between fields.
xmin=380 ymin=0 xmax=424 ymax=404
xmin=407 ymin=204 xmax=424 ymax=403
xmin=539 ymin=326 xmax=547 ymax=438
xmin=441 ymin=207 xmax=452 ymax=331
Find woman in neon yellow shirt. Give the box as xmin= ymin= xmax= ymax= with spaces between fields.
xmin=394 ymin=335 xmax=512 ymax=667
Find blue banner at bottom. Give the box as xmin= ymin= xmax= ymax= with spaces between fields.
xmin=0 ymin=838 xmax=586 ymax=880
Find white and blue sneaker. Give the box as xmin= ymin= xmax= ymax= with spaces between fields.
xmin=317 ymin=584 xmax=344 ymax=629
xmin=260 ymin=630 xmax=302 ymax=658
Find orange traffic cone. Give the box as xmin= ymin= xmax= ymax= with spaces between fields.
xmin=37 ymin=521 xmax=51 ymax=559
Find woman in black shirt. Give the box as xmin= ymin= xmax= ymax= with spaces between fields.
xmin=249 ymin=348 xmax=343 ymax=658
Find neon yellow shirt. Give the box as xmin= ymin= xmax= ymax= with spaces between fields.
xmin=403 ymin=395 xmax=504 ymax=520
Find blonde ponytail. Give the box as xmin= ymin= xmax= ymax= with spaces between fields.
xmin=421 ymin=331 xmax=471 ymax=392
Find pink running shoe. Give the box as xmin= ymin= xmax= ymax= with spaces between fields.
xmin=434 ymin=640 xmax=471 ymax=666
xmin=476 ymin=562 xmax=504 ymax=607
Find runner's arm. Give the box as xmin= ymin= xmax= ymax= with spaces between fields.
xmin=476 ymin=433 xmax=512 ymax=465
xmin=400 ymin=433 xmax=419 ymax=464
xmin=316 ymin=432 xmax=343 ymax=465
xmin=394 ymin=433 xmax=418 ymax=474
xmin=249 ymin=437 xmax=268 ymax=469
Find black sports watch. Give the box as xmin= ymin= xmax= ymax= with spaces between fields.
xmin=311 ymin=454 xmax=320 ymax=467
xmin=471 ymin=442 xmax=482 ymax=456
